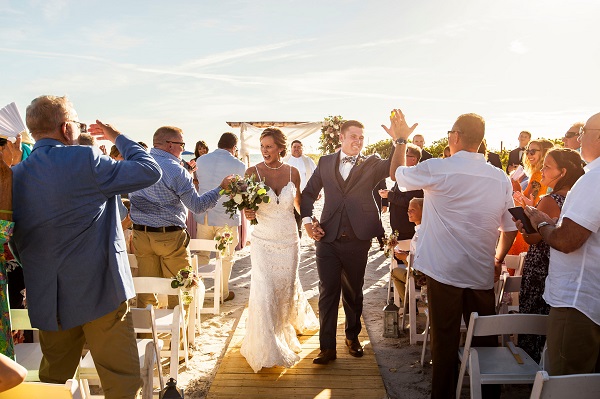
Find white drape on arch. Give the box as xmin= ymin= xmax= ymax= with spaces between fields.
xmin=238 ymin=122 xmax=322 ymax=164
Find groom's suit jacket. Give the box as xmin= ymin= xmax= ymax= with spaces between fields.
xmin=301 ymin=150 xmax=392 ymax=242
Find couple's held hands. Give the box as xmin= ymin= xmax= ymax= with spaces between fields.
xmin=304 ymin=220 xmax=325 ymax=241
xmin=88 ymin=120 xmax=122 ymax=143
xmin=381 ymin=108 xmax=418 ymax=141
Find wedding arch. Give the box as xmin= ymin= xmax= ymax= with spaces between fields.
xmin=226 ymin=121 xmax=322 ymax=165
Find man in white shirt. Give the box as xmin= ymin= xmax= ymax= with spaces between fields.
xmin=194 ymin=132 xmax=246 ymax=302
xmin=385 ymin=110 xmax=517 ymax=398
xmin=285 ymin=140 xmax=317 ymax=237
xmin=523 ymin=112 xmax=600 ymax=376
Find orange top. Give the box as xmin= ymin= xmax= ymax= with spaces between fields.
xmin=523 ymin=170 xmax=548 ymax=206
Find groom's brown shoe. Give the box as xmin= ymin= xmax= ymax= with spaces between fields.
xmin=313 ymin=349 xmax=337 ymax=365
xmin=345 ymin=338 xmax=364 ymax=357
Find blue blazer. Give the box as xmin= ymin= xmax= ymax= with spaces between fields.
xmin=12 ymin=135 xmax=161 ymax=330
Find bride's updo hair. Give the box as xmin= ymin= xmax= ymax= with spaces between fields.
xmin=260 ymin=127 xmax=287 ymax=157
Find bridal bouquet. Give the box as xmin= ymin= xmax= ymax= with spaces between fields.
xmin=171 ymin=267 xmax=201 ymax=305
xmin=382 ymin=230 xmax=400 ymax=258
xmin=219 ymin=175 xmax=271 ymax=225
xmin=214 ymin=225 xmax=234 ymax=256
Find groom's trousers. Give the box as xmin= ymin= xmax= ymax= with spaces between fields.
xmin=315 ymin=238 xmax=371 ymax=350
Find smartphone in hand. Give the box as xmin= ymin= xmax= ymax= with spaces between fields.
xmin=508 ymin=207 xmax=537 ymax=234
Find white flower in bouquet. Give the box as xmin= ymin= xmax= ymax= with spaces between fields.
xmin=233 ymin=193 xmax=243 ymax=204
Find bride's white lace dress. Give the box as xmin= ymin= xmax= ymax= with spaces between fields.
xmin=240 ymin=172 xmax=319 ymax=373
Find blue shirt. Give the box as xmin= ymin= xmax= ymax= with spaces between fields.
xmin=12 ymin=135 xmax=161 ymax=330
xmin=130 ymin=148 xmax=221 ymax=228
xmin=193 ymin=149 xmax=246 ymax=226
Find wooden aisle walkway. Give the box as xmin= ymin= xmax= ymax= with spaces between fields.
xmin=207 ymin=299 xmax=387 ymax=399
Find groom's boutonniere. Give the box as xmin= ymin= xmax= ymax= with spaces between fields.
xmin=355 ymin=154 xmax=367 ymax=167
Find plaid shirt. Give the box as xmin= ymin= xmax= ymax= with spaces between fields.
xmin=130 ymin=148 xmax=220 ymax=228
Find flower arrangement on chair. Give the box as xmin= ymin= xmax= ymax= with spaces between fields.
xmin=382 ymin=230 xmax=400 ymax=258
xmin=171 ymin=267 xmax=201 ymax=305
xmin=214 ymin=225 xmax=234 ymax=257
xmin=220 ymin=175 xmax=271 ymax=225
xmin=318 ymin=115 xmax=345 ymax=154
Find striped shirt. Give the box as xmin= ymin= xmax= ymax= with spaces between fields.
xmin=130 ymin=148 xmax=220 ymax=228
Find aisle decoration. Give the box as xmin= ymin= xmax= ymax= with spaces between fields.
xmin=171 ymin=267 xmax=201 ymax=306
xmin=214 ymin=225 xmax=234 ymax=256
xmin=318 ymin=115 xmax=345 ymax=154
xmin=382 ymin=230 xmax=399 ymax=258
xmin=220 ymin=175 xmax=271 ymax=225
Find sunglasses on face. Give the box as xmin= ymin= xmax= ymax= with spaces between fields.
xmin=563 ymin=132 xmax=579 ymax=139
xmin=526 ymin=149 xmax=540 ymax=155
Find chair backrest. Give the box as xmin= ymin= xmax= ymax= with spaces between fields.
xmin=188 ymin=238 xmax=220 ymax=256
xmin=133 ymin=277 xmax=180 ymax=296
xmin=504 ymin=254 xmax=521 ymax=271
xmin=10 ymin=309 xmax=36 ymax=331
xmin=0 ymin=379 xmax=82 ymax=399
xmin=467 ymin=312 xmax=548 ymax=341
xmin=130 ymin=305 xmax=164 ymax=391
xmin=495 ymin=274 xmax=522 ymax=313
xmin=530 ymin=370 xmax=600 ymax=399
xmin=127 ymin=253 xmax=138 ymax=268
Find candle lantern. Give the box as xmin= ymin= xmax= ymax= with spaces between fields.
xmin=383 ymin=299 xmax=400 ymax=338
xmin=160 ymin=378 xmax=184 ymax=399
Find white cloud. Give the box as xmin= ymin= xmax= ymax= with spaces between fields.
xmin=509 ymin=39 xmax=528 ymax=54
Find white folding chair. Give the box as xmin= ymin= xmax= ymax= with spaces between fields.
xmin=127 ymin=253 xmax=139 ymax=277
xmin=133 ymin=277 xmax=190 ymax=380
xmin=0 ymin=379 xmax=83 ymax=399
xmin=400 ymin=253 xmax=427 ymax=345
xmin=457 ymin=312 xmax=549 ymax=399
xmin=496 ymin=274 xmax=522 ymax=314
xmin=188 ymin=238 xmax=221 ymax=316
xmin=10 ymin=309 xmax=42 ymax=382
xmin=79 ymin=305 xmax=165 ymax=399
xmin=504 ymin=252 xmax=526 ymax=277
xmin=530 ymin=370 xmax=600 ymax=399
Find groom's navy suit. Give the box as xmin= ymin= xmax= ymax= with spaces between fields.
xmin=301 ymin=150 xmax=391 ymax=349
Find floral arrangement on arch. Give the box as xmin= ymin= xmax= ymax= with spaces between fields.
xmin=318 ymin=115 xmax=345 ymax=154
xmin=220 ymin=175 xmax=271 ymax=225
xmin=171 ymin=267 xmax=201 ymax=305
xmin=215 ymin=225 xmax=234 ymax=256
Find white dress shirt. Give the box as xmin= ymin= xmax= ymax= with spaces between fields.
xmin=395 ymin=151 xmax=516 ymax=290
xmin=339 ymin=150 xmax=355 ymax=180
xmin=543 ymin=156 xmax=600 ymax=325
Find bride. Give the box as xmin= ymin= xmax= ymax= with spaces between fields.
xmin=240 ymin=127 xmax=318 ymax=373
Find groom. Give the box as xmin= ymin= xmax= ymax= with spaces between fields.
xmin=301 ymin=119 xmax=392 ymax=364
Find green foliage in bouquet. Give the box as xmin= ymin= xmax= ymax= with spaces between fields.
xmin=219 ymin=175 xmax=271 ymax=225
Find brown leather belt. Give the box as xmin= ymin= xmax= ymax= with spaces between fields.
xmin=132 ymin=224 xmax=183 ymax=233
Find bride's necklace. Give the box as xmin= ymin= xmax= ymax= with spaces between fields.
xmin=263 ymin=161 xmax=284 ymax=170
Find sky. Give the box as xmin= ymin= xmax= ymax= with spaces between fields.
xmin=1 ymin=0 xmax=599 ymax=154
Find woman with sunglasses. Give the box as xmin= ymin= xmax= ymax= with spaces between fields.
xmin=516 ymin=148 xmax=584 ymax=362
xmin=514 ymin=139 xmax=554 ymax=206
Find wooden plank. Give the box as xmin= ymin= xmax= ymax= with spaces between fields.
xmin=207 ymin=303 xmax=387 ymax=399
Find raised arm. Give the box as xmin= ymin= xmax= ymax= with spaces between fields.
xmin=382 ymin=109 xmax=418 ymax=181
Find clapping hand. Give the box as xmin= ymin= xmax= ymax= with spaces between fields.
xmin=378 ymin=189 xmax=389 ymax=199
xmin=513 ymin=191 xmax=533 ymax=208
xmin=381 ymin=108 xmax=418 ymax=140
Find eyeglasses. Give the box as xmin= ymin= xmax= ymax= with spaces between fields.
xmin=447 ymin=130 xmax=461 ymax=138
xmin=525 ymin=149 xmax=540 ymax=155
xmin=579 ymin=127 xmax=600 ymax=136
xmin=406 ymin=152 xmax=417 ymax=158
xmin=67 ymin=120 xmax=87 ymax=134
xmin=166 ymin=140 xmax=186 ymax=149
xmin=563 ymin=131 xmax=579 ymax=139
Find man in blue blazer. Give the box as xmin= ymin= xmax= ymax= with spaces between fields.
xmin=12 ymin=95 xmax=161 ymax=397
xmin=301 ymin=119 xmax=392 ymax=364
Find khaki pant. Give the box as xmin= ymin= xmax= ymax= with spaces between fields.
xmin=547 ymin=307 xmax=600 ymax=375
xmin=133 ymin=229 xmax=191 ymax=309
xmin=195 ymin=219 xmax=239 ymax=298
xmin=39 ymin=302 xmax=141 ymax=399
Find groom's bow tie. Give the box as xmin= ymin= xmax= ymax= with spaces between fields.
xmin=342 ymin=154 xmax=365 ymax=165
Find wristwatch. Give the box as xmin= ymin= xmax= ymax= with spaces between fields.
xmin=395 ymin=138 xmax=408 ymax=145
xmin=536 ymin=221 xmax=551 ymax=232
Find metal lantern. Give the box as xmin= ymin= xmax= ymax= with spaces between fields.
xmin=160 ymin=378 xmax=184 ymax=399
xmin=383 ymin=299 xmax=400 ymax=338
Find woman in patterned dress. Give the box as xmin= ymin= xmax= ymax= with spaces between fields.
xmin=516 ymin=148 xmax=584 ymax=362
